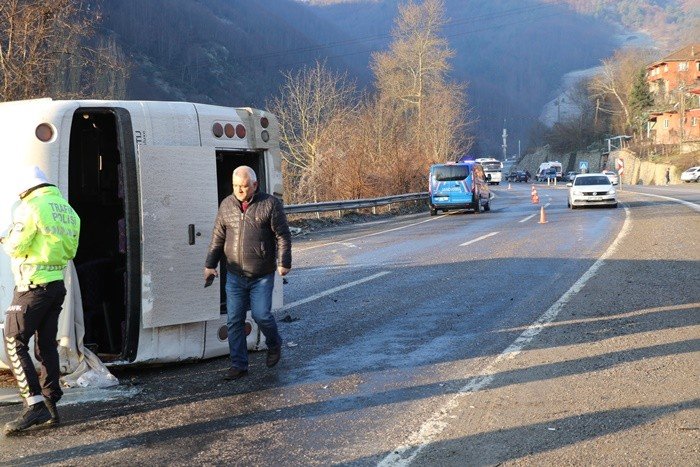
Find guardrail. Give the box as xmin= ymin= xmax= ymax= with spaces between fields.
xmin=284 ymin=192 xmax=429 ymax=214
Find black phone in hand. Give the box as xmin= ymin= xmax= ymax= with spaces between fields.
xmin=204 ymin=274 xmax=215 ymax=288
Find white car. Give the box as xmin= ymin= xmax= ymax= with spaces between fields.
xmin=603 ymin=170 xmax=619 ymax=185
xmin=567 ymin=173 xmax=617 ymax=209
xmin=680 ymin=166 xmax=700 ymax=182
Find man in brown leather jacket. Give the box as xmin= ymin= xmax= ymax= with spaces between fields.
xmin=204 ymin=166 xmax=291 ymax=380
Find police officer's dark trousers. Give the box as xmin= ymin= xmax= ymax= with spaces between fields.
xmin=4 ymin=280 xmax=66 ymax=404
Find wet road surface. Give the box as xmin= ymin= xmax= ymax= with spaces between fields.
xmin=0 ymin=182 xmax=697 ymax=465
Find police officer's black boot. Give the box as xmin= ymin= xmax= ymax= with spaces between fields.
xmin=3 ymin=402 xmax=51 ymax=435
xmin=44 ymin=398 xmax=60 ymax=426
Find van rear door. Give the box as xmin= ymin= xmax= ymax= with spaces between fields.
xmin=137 ymin=146 xmax=220 ymax=328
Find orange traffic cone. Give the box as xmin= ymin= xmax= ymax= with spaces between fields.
xmin=531 ymin=185 xmax=539 ymax=204
xmin=538 ymin=205 xmax=548 ymax=224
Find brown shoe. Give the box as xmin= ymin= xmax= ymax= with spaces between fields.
xmin=266 ymin=346 xmax=281 ymax=368
xmin=224 ymin=368 xmax=248 ymax=381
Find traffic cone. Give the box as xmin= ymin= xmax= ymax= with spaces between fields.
xmin=538 ymin=205 xmax=547 ymax=224
xmin=507 ymin=182 xmax=512 ymax=190
xmin=531 ymin=185 xmax=539 ymax=204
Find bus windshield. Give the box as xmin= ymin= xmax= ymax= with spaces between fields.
xmin=433 ymin=165 xmax=470 ymax=181
xmin=481 ymin=162 xmax=502 ymax=171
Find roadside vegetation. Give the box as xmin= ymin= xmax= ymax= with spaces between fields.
xmin=530 ymin=45 xmax=699 ymax=175
xmin=0 ymin=0 xmax=129 ymax=101
xmin=270 ymin=0 xmax=473 ymax=204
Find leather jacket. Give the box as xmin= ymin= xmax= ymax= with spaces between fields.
xmin=205 ymin=192 xmax=291 ymax=278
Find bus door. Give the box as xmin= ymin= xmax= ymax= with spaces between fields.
xmin=137 ymin=146 xmax=220 ymax=329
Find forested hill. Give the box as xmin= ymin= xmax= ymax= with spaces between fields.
xmin=292 ymin=0 xmax=620 ymax=155
xmin=97 ymin=0 xmax=690 ymax=155
xmin=99 ymin=0 xmax=363 ymax=105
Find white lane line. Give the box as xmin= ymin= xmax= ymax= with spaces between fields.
xmin=276 ymin=271 xmax=390 ymax=312
xmin=459 ymin=231 xmax=499 ymax=246
xmin=379 ymin=206 xmax=632 ymax=467
xmin=519 ymin=203 xmax=549 ymax=223
xmin=629 ymin=191 xmax=700 ymax=212
xmin=296 ymin=217 xmax=442 ymax=252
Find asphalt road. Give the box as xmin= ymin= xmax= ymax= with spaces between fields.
xmin=0 ymin=182 xmax=697 ymax=466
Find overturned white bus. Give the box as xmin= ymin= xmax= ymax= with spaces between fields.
xmin=0 ymin=98 xmax=284 ymax=369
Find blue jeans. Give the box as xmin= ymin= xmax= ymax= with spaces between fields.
xmin=225 ymin=272 xmax=281 ymax=370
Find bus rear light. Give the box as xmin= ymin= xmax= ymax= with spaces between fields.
xmin=261 ymin=130 xmax=270 ymax=142
xmin=212 ymin=123 xmax=223 ymax=138
xmin=224 ymin=123 xmax=235 ymax=138
xmin=35 ymin=123 xmax=54 ymax=142
xmin=260 ymin=117 xmax=269 ymax=128
xmin=236 ymin=124 xmax=246 ymax=138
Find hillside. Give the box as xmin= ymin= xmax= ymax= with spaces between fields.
xmin=95 ymin=0 xmax=692 ymax=156
xmin=99 ymin=0 xmax=363 ymax=106
xmin=307 ymin=0 xmax=619 ymax=155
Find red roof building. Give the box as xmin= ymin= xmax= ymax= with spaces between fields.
xmin=646 ymin=44 xmax=700 ymax=144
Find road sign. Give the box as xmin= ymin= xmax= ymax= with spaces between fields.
xmin=579 ymin=160 xmax=589 ymax=173
xmin=615 ymin=157 xmax=624 ymax=175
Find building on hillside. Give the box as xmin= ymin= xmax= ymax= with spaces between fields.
xmin=646 ymin=44 xmax=700 ymax=144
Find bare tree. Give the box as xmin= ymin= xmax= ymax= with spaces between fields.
xmin=269 ymin=61 xmax=356 ymax=203
xmin=0 ymin=0 xmax=129 ymax=101
xmin=368 ymin=0 xmax=471 ymax=193
xmin=588 ymin=48 xmax=656 ymax=135
xmin=371 ymin=0 xmax=453 ymax=128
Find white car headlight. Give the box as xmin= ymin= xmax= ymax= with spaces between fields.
xmin=572 ymin=190 xmax=583 ymax=195
xmin=608 ymin=189 xmax=616 ymax=195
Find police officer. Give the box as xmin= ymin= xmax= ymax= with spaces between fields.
xmin=1 ymin=166 xmax=80 ymax=435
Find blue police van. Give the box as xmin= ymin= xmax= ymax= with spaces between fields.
xmin=428 ymin=161 xmax=491 ymax=216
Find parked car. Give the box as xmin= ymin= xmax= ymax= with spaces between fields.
xmin=508 ymin=170 xmax=529 ymax=182
xmin=566 ymin=171 xmax=578 ymax=182
xmin=538 ymin=168 xmax=558 ymax=182
xmin=567 ymin=173 xmax=617 ymax=209
xmin=680 ymin=166 xmax=700 ymax=182
xmin=603 ymin=170 xmax=619 ymax=185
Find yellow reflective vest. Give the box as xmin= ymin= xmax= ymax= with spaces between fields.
xmin=2 ymin=186 xmax=80 ymax=287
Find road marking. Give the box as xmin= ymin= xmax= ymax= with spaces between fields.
xmin=296 ymin=218 xmax=442 ymax=252
xmin=519 ymin=203 xmax=549 ymax=223
xmin=629 ymin=191 xmax=700 ymax=212
xmin=379 ymin=206 xmax=632 ymax=467
xmin=276 ymin=271 xmax=390 ymax=312
xmin=459 ymin=231 xmax=499 ymax=246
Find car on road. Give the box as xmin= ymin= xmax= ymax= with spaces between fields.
xmin=566 ymin=171 xmax=578 ymax=182
xmin=680 ymin=166 xmax=700 ymax=182
xmin=603 ymin=170 xmax=619 ymax=185
xmin=514 ymin=170 xmax=529 ymax=182
xmin=567 ymin=173 xmax=617 ymax=209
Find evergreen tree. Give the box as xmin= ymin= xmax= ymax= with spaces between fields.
xmin=629 ymin=67 xmax=654 ymax=137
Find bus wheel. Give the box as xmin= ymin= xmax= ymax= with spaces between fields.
xmin=430 ymin=208 xmax=437 ymax=216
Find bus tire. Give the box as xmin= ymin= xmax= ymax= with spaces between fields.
xmin=430 ymin=208 xmax=437 ymax=216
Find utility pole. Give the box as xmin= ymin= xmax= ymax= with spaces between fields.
xmin=502 ymin=119 xmax=508 ymax=161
